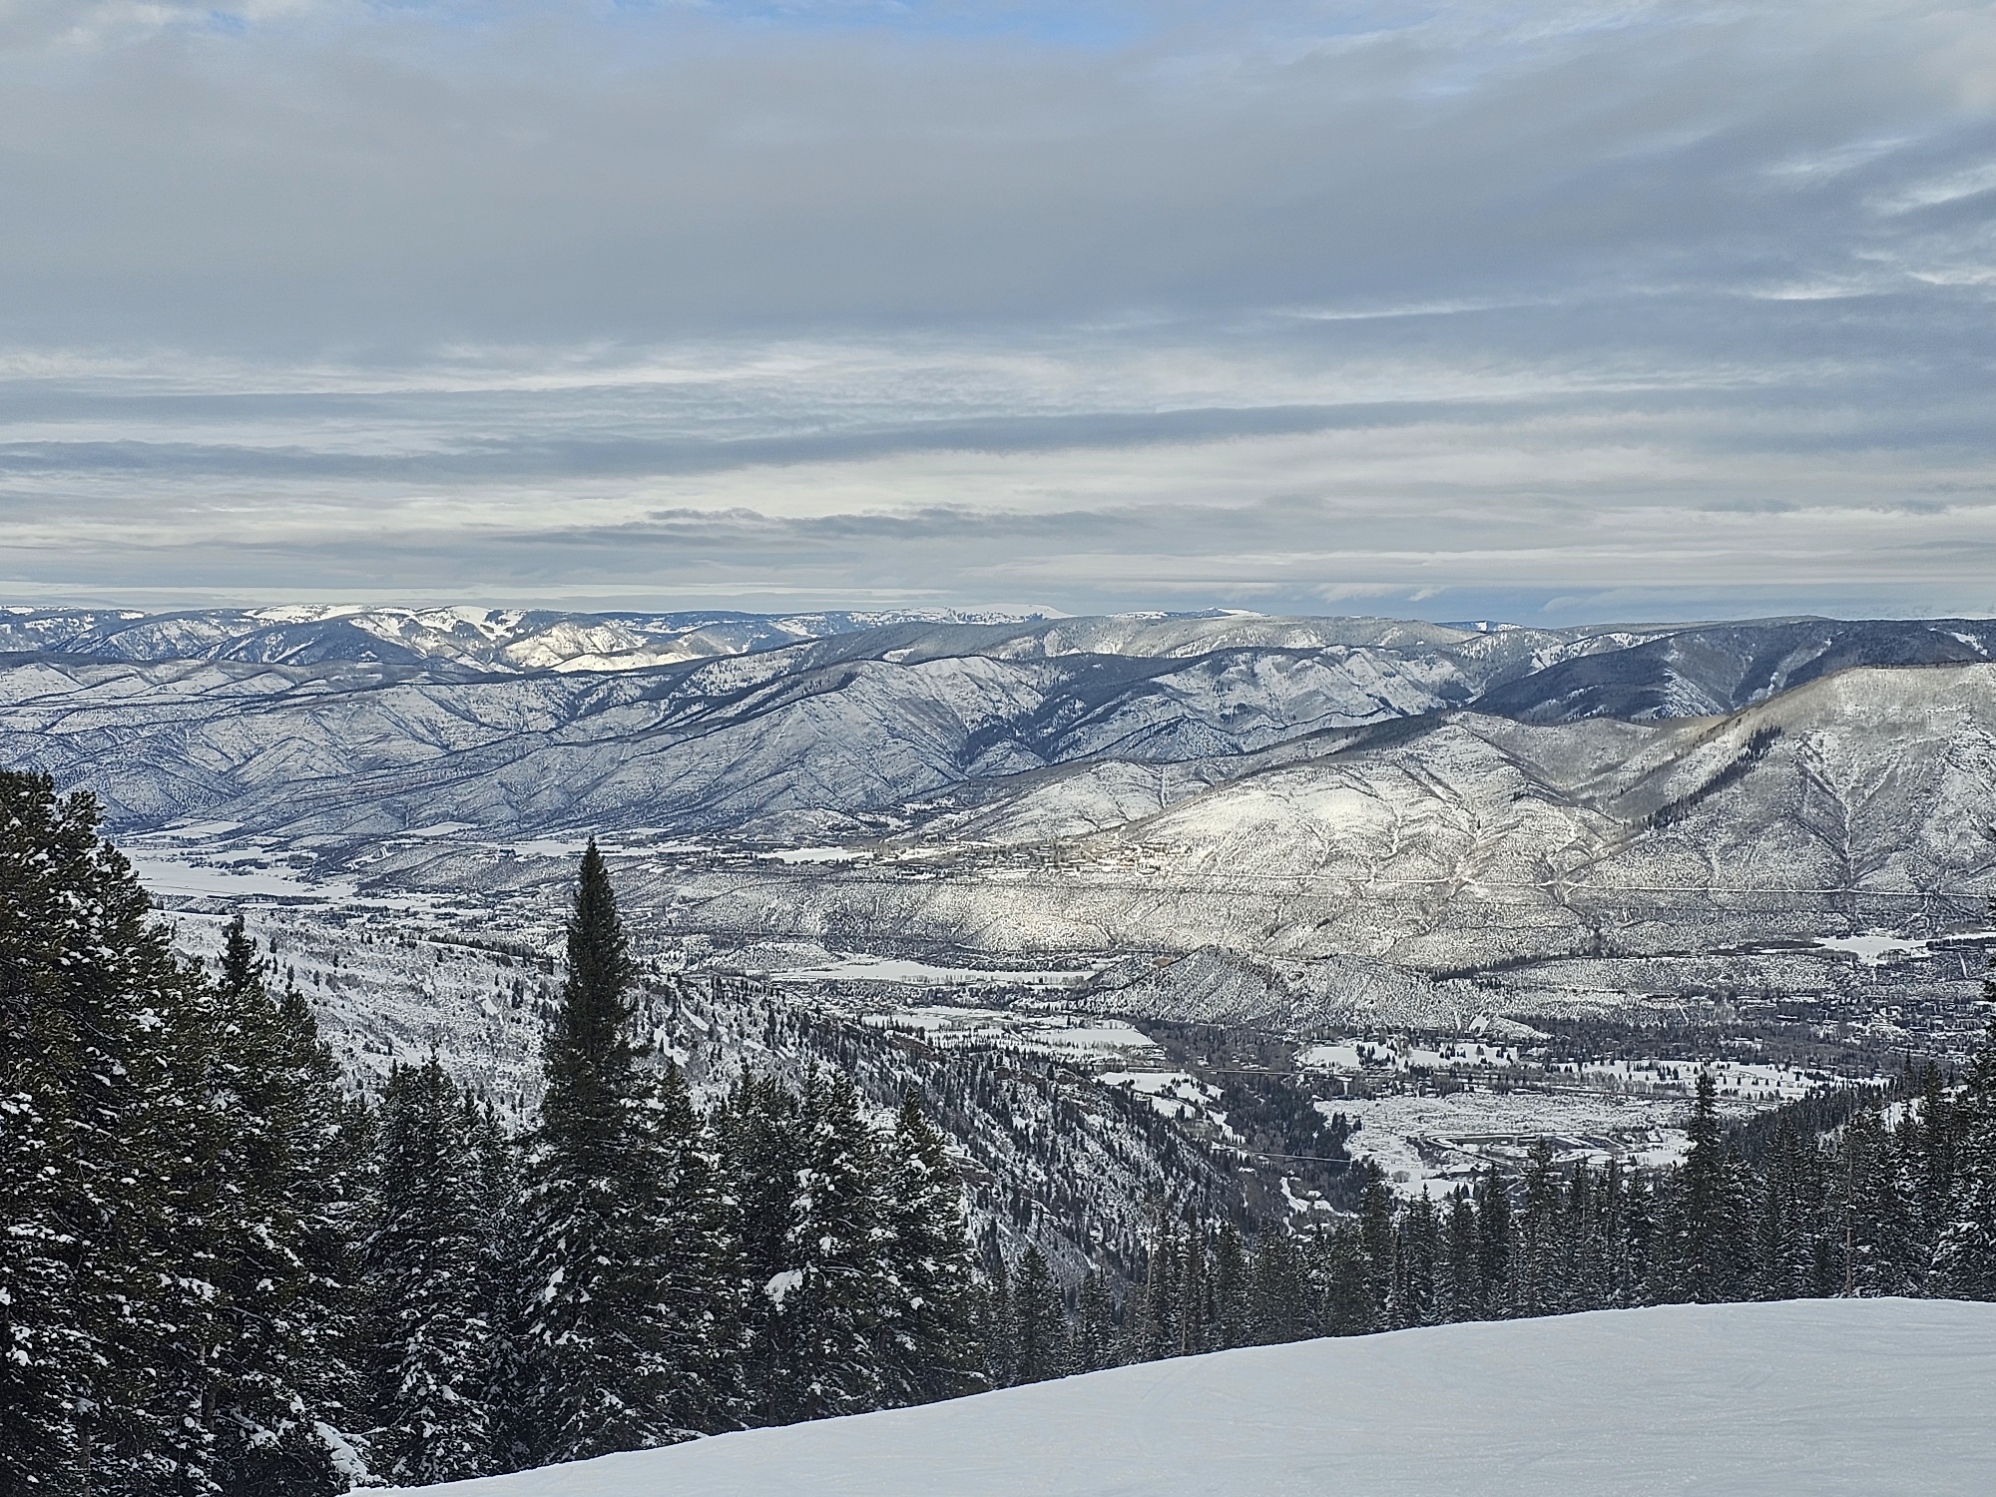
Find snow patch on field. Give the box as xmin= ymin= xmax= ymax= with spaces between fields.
xmin=1816 ymin=933 xmax=1931 ymax=964
xmin=761 ymin=953 xmax=1097 ymax=988
xmin=1321 ymin=1088 xmax=1697 ymax=1195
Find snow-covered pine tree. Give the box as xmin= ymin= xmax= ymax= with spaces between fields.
xmin=1070 ymin=1270 xmax=1118 ymax=1371
xmin=1010 ymin=1245 xmax=1069 ymax=1384
xmin=782 ymin=1070 xmax=889 ymax=1421
xmin=364 ymin=1057 xmax=491 ymax=1484
xmin=1127 ymin=1207 xmax=1180 ymax=1362
xmin=1511 ymin=1139 xmax=1563 ymax=1318
xmin=1838 ymin=1110 xmax=1917 ymax=1298
xmin=1906 ymin=1062 xmax=1960 ymax=1261
xmin=465 ymin=1096 xmax=535 ymax=1475
xmin=1476 ymin=1166 xmax=1513 ymax=1318
xmin=1661 ymin=1070 xmax=1735 ymax=1303
xmin=520 ymin=841 xmax=705 ymax=1462
xmin=199 ymin=917 xmax=371 ymax=1494
xmin=1247 ymin=1229 xmax=1309 ymax=1345
xmin=1565 ymin=1163 xmax=1611 ymax=1313
xmin=1315 ymin=1221 xmax=1376 ymax=1337
xmin=1931 ymin=1017 xmax=1996 ymax=1299
xmin=1357 ymin=1165 xmax=1389 ymax=1317
xmin=876 ymin=1094 xmax=984 ymax=1406
xmin=1209 ymin=1221 xmax=1250 ymax=1350
xmin=1439 ymin=1188 xmax=1481 ymax=1322
xmin=0 ymin=772 xmax=180 ymax=1493
xmin=1392 ymin=1191 xmax=1441 ymax=1329
xmin=622 ymin=1059 xmax=740 ymax=1437
xmin=980 ymin=1252 xmax=1017 ymax=1390
xmin=1175 ymin=1215 xmax=1211 ymax=1356
xmin=1616 ymin=1167 xmax=1656 ymax=1306
xmin=716 ymin=1071 xmax=808 ymax=1424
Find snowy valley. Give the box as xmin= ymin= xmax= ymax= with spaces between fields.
xmin=9 ymin=604 xmax=1990 ymax=1276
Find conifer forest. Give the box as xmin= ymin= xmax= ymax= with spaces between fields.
xmin=6 ymin=767 xmax=1996 ymax=1494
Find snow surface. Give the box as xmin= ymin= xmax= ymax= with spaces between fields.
xmin=382 ymin=1299 xmax=1995 ymax=1497
xmin=1815 ymin=933 xmax=1932 ymax=964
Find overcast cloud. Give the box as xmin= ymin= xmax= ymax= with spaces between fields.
xmin=2 ymin=0 xmax=1993 ymax=621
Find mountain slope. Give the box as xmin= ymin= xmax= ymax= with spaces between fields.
xmin=654 ymin=663 xmax=1996 ymax=971
xmin=382 ymin=1299 xmax=1996 ymax=1497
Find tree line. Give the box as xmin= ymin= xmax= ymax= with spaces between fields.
xmin=0 ymin=776 xmax=982 ymax=1494
xmin=6 ymin=767 xmax=1996 ymax=1493
xmin=981 ymin=1052 xmax=1996 ymax=1385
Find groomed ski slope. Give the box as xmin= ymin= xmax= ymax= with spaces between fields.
xmin=388 ymin=1300 xmax=1996 ymax=1497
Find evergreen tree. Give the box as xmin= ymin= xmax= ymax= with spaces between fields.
xmin=1011 ymin=1246 xmax=1069 ymax=1384
xmin=1475 ymin=1168 xmax=1513 ymax=1318
xmin=1510 ymin=1141 xmax=1564 ymax=1318
xmin=1175 ymin=1215 xmax=1209 ymax=1356
xmin=1248 ymin=1231 xmax=1310 ymax=1345
xmin=464 ymin=1097 xmax=534 ymax=1475
xmin=203 ymin=921 xmax=370 ymax=1495
xmin=1662 ymin=1071 xmax=1736 ymax=1303
xmin=1838 ymin=1111 xmax=1916 ymax=1298
xmin=1317 ymin=1223 xmax=1376 ymax=1337
xmin=519 ymin=841 xmax=704 ymax=1462
xmin=1932 ymin=1017 xmax=1996 ymax=1299
xmin=364 ymin=1058 xmax=490 ymax=1485
xmin=719 ymin=1073 xmax=809 ymax=1422
xmin=1210 ymin=1222 xmax=1251 ymax=1350
xmin=781 ymin=1071 xmax=889 ymax=1421
xmin=1393 ymin=1192 xmax=1440 ymax=1329
xmin=1070 ymin=1270 xmax=1118 ymax=1372
xmin=0 ymin=779 xmax=366 ymax=1496
xmin=1439 ymin=1188 xmax=1482 ymax=1322
xmin=981 ymin=1255 xmax=1017 ymax=1389
xmin=876 ymin=1095 xmax=985 ymax=1406
xmin=1356 ymin=1164 xmax=1397 ymax=1321
xmin=1127 ymin=1206 xmax=1180 ymax=1363
xmin=0 ymin=772 xmax=181 ymax=1493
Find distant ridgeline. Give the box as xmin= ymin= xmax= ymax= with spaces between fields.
xmin=5 ymin=769 xmax=1996 ymax=1495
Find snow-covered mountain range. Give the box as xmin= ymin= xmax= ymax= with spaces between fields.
xmin=6 ymin=608 xmax=1992 ymax=976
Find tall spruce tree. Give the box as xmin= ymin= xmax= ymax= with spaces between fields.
xmin=1476 ymin=1167 xmax=1513 ymax=1318
xmin=364 ymin=1058 xmax=491 ymax=1485
xmin=203 ymin=918 xmax=370 ymax=1496
xmin=1010 ymin=1246 xmax=1069 ymax=1385
xmin=1663 ymin=1071 xmax=1734 ymax=1303
xmin=782 ymin=1070 xmax=889 ymax=1421
xmin=1932 ymin=1017 xmax=1996 ymax=1299
xmin=465 ymin=1098 xmax=534 ymax=1475
xmin=0 ymin=780 xmax=368 ymax=1496
xmin=0 ymin=772 xmax=194 ymax=1494
xmin=1070 ymin=1270 xmax=1118 ymax=1371
xmin=520 ymin=841 xmax=707 ymax=1462
xmin=1210 ymin=1222 xmax=1251 ymax=1350
xmin=1440 ymin=1188 xmax=1482 ymax=1322
xmin=717 ymin=1072 xmax=808 ymax=1424
xmin=877 ymin=1094 xmax=985 ymax=1406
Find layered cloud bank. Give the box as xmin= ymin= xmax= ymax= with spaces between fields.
xmin=4 ymin=2 xmax=1994 ymax=618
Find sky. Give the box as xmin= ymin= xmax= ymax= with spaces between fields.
xmin=2 ymin=0 xmax=1993 ymax=624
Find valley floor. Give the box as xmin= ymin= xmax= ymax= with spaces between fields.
xmin=386 ymin=1298 xmax=1995 ymax=1497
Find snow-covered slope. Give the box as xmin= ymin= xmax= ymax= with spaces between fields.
xmin=644 ymin=662 xmax=1996 ymax=974
xmin=384 ymin=1299 xmax=1996 ymax=1497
